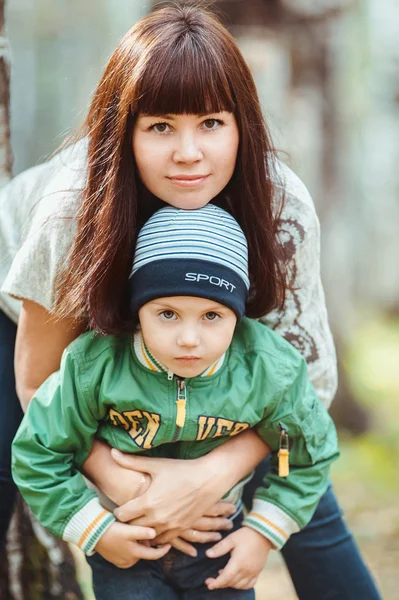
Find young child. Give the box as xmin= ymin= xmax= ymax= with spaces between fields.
xmin=12 ymin=205 xmax=339 ymax=599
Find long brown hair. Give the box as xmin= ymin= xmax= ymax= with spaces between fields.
xmin=56 ymin=2 xmax=286 ymax=333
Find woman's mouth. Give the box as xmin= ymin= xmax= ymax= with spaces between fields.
xmin=167 ymin=175 xmax=209 ymax=187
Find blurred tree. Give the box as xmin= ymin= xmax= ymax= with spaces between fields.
xmin=0 ymin=1 xmax=83 ymax=598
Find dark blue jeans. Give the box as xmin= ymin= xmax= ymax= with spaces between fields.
xmin=243 ymin=458 xmax=382 ymax=600
xmin=88 ymin=515 xmax=254 ymax=600
xmin=0 ymin=309 xmax=23 ymax=549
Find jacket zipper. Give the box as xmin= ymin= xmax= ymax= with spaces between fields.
xmin=278 ymin=425 xmax=290 ymax=477
xmin=172 ymin=378 xmax=187 ymax=442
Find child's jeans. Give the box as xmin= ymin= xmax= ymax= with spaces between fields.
xmin=87 ymin=515 xmax=254 ymax=600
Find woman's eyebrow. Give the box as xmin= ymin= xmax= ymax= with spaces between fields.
xmin=140 ymin=113 xmax=175 ymax=120
xmin=141 ymin=112 xmax=223 ymax=120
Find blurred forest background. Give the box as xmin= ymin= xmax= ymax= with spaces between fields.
xmin=2 ymin=0 xmax=399 ymax=598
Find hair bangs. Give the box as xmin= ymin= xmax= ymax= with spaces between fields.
xmin=135 ymin=37 xmax=236 ymax=116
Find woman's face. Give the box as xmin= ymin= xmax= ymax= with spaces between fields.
xmin=132 ymin=111 xmax=239 ymax=209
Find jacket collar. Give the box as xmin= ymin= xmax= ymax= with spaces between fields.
xmin=133 ymin=331 xmax=225 ymax=378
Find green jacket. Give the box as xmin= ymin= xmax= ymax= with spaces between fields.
xmin=12 ymin=318 xmax=339 ymax=554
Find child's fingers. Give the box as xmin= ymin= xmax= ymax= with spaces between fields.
xmin=170 ymin=536 xmax=198 ymax=558
xmin=126 ymin=525 xmax=156 ymax=540
xmin=205 ymin=533 xmax=235 ymax=558
xmin=132 ymin=542 xmax=171 ymax=561
xmin=205 ymin=557 xmax=238 ymax=589
xmin=230 ymin=576 xmax=257 ymax=590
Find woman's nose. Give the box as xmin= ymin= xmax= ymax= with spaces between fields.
xmin=173 ymin=132 xmax=203 ymax=164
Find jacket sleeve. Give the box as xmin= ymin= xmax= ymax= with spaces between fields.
xmin=11 ymin=348 xmax=115 ymax=555
xmin=243 ymin=354 xmax=339 ymax=550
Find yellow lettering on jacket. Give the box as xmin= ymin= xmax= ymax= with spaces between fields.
xmin=109 ymin=408 xmax=161 ymax=449
xmin=230 ymin=422 xmax=250 ymax=436
xmin=134 ymin=411 xmax=161 ymax=449
xmin=196 ymin=417 xmax=250 ymax=441
xmin=109 ymin=408 xmax=129 ymax=430
xmin=197 ymin=416 xmax=216 ymax=441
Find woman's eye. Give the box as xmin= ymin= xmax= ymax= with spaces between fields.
xmin=161 ymin=310 xmax=176 ymax=320
xmin=150 ymin=122 xmax=171 ymax=133
xmin=205 ymin=312 xmax=219 ymax=321
xmin=202 ymin=118 xmax=223 ymax=131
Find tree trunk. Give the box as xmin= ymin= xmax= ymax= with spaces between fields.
xmin=0 ymin=1 xmax=83 ymax=597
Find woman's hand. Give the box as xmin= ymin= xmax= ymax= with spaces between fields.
xmin=83 ymin=441 xmax=236 ymax=555
xmin=82 ymin=440 xmax=151 ymax=505
xmin=112 ymin=450 xmax=233 ymax=534
xmin=112 ymin=431 xmax=270 ymax=535
xmin=156 ymin=501 xmax=236 ymax=557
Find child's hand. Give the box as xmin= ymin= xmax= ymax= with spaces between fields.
xmin=205 ymin=526 xmax=272 ymax=590
xmin=94 ymin=522 xmax=171 ymax=568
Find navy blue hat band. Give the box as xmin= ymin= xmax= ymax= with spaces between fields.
xmin=129 ymin=258 xmax=248 ymax=319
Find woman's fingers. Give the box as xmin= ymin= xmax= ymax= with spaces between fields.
xmin=180 ymin=529 xmax=222 ymax=544
xmin=111 ymin=449 xmax=156 ymax=474
xmin=152 ymin=528 xmax=183 ymax=545
xmin=114 ymin=455 xmax=235 ymax=534
xmin=169 ymin=537 xmax=197 ymax=557
xmin=191 ymin=515 xmax=234 ymax=532
xmin=202 ymin=501 xmax=237 ymax=518
xmin=114 ymin=496 xmax=148 ymax=522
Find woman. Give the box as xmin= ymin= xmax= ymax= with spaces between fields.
xmin=0 ymin=3 xmax=380 ymax=599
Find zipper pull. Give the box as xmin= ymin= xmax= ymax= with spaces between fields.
xmin=176 ymin=379 xmax=187 ymax=428
xmin=278 ymin=425 xmax=290 ymax=477
xmin=167 ymin=369 xmax=173 ymax=381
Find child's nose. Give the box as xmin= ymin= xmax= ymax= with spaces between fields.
xmin=177 ymin=327 xmax=200 ymax=348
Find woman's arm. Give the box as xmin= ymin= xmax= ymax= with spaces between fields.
xmin=15 ymin=300 xmax=85 ymax=409
xmin=262 ymin=177 xmax=338 ymax=408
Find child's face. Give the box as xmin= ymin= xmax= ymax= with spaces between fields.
xmin=138 ymin=296 xmax=237 ymax=378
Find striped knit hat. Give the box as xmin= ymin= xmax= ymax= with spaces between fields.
xmin=128 ymin=205 xmax=249 ymax=319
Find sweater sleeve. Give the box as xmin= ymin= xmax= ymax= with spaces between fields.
xmin=11 ymin=347 xmax=115 ymax=555
xmin=1 ymin=140 xmax=86 ymax=315
xmin=261 ymin=172 xmax=337 ymax=408
xmin=243 ymin=354 xmax=339 ymax=550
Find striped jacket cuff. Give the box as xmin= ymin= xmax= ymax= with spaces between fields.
xmin=243 ymin=498 xmax=300 ymax=550
xmin=62 ymin=497 xmax=116 ymax=555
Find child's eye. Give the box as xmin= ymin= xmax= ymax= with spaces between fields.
xmin=204 ymin=312 xmax=220 ymax=321
xmin=150 ymin=122 xmax=171 ymax=134
xmin=201 ymin=118 xmax=224 ymax=131
xmin=160 ymin=310 xmax=176 ymax=320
